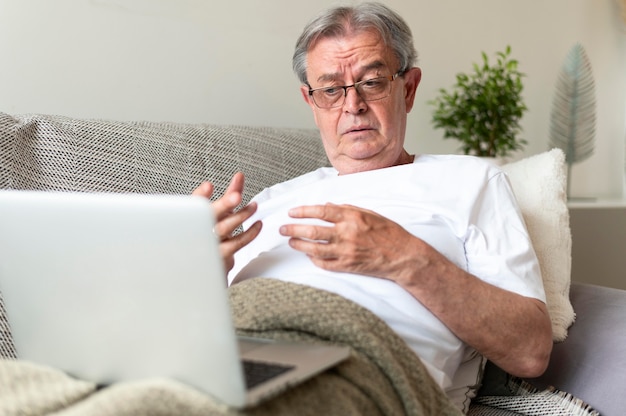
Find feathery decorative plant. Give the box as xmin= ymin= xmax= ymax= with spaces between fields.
xmin=548 ymin=43 xmax=596 ymax=198
xmin=429 ymin=46 xmax=528 ymax=158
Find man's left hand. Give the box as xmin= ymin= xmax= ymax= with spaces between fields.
xmin=279 ymin=203 xmax=418 ymax=280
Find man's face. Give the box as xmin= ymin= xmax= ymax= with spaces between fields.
xmin=301 ymin=29 xmax=421 ymax=175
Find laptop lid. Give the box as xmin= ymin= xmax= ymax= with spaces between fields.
xmin=0 ymin=190 xmax=349 ymax=408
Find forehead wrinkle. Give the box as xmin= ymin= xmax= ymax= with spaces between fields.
xmin=314 ymin=60 xmax=388 ymax=84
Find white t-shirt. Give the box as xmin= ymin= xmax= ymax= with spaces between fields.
xmin=229 ymin=154 xmax=545 ymax=412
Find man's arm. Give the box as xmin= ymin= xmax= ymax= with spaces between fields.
xmin=396 ymin=236 xmax=552 ymax=377
xmin=279 ymin=203 xmax=553 ymax=378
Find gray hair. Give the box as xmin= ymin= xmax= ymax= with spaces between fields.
xmin=292 ymin=2 xmax=418 ymax=85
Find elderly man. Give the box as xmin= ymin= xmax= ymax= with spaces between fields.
xmin=194 ymin=2 xmax=552 ymax=412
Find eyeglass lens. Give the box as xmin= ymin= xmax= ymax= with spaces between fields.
xmin=311 ymin=76 xmax=393 ymax=108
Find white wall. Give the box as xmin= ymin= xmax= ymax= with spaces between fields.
xmin=1 ymin=0 xmax=625 ymax=198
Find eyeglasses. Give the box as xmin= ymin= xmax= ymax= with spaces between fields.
xmin=307 ymin=71 xmax=404 ymax=109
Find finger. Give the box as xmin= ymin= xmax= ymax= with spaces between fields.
xmin=288 ymin=203 xmax=345 ymax=223
xmin=191 ymin=181 xmax=215 ymax=198
xmin=213 ymin=202 xmax=258 ymax=240
xmin=225 ymin=172 xmax=245 ymax=195
xmin=212 ymin=173 xmax=246 ymax=220
xmin=226 ymin=221 xmax=262 ymax=252
xmin=287 ymin=237 xmax=337 ymax=260
xmin=220 ymin=221 xmax=262 ymax=262
xmin=212 ymin=193 xmax=242 ymax=220
xmin=279 ymin=223 xmax=334 ymax=242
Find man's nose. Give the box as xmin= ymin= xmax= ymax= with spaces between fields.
xmin=343 ymin=86 xmax=367 ymax=113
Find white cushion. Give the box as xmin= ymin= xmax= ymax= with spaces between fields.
xmin=502 ymin=149 xmax=574 ymax=341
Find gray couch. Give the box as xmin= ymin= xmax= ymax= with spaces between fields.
xmin=1 ymin=112 xmax=625 ymax=415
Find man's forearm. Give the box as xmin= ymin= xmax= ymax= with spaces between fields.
xmin=396 ymin=238 xmax=553 ymax=378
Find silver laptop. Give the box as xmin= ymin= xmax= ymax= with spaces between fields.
xmin=0 ymin=190 xmax=349 ymax=408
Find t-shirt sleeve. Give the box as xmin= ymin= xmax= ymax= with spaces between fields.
xmin=464 ymin=171 xmax=546 ymax=303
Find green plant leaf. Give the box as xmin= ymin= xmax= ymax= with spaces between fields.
xmin=428 ymin=46 xmax=527 ymax=158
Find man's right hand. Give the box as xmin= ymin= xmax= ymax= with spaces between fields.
xmin=192 ymin=172 xmax=262 ymax=275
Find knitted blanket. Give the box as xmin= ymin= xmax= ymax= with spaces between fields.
xmin=0 ymin=278 xmax=462 ymax=416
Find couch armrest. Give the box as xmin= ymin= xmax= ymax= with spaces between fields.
xmin=528 ymin=282 xmax=626 ymax=416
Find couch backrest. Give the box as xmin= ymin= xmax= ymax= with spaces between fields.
xmin=0 ymin=112 xmax=329 ymax=203
xmin=0 ymin=112 xmax=330 ymax=359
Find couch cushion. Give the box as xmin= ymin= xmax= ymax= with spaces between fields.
xmin=502 ymin=149 xmax=574 ymax=341
xmin=0 ymin=112 xmax=330 ymax=204
xmin=528 ymin=283 xmax=626 ymax=416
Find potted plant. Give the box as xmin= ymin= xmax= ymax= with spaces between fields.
xmin=429 ymin=46 xmax=528 ymax=159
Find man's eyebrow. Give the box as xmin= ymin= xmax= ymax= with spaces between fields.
xmin=314 ymin=61 xmax=388 ymax=84
xmin=315 ymin=73 xmax=343 ymax=84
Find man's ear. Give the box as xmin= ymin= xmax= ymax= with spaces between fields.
xmin=300 ymin=85 xmax=315 ymax=108
xmin=403 ymin=67 xmax=422 ymax=113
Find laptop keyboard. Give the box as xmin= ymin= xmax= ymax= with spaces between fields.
xmin=242 ymin=360 xmax=295 ymax=389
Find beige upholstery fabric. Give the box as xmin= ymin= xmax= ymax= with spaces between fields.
xmin=0 ymin=112 xmax=329 ymax=204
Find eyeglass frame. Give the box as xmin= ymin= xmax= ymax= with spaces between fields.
xmin=306 ymin=70 xmax=405 ymax=109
